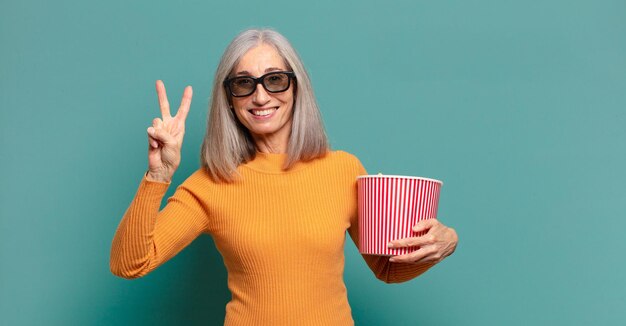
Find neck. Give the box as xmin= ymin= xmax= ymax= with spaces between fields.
xmin=251 ymin=133 xmax=290 ymax=154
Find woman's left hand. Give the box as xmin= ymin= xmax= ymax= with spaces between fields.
xmin=387 ymin=219 xmax=458 ymax=264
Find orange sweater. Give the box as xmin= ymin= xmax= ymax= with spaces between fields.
xmin=110 ymin=150 xmax=432 ymax=325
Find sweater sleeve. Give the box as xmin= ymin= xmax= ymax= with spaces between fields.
xmin=110 ymin=172 xmax=210 ymax=279
xmin=346 ymin=154 xmax=435 ymax=284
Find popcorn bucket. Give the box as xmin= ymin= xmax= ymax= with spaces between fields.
xmin=357 ymin=175 xmax=443 ymax=256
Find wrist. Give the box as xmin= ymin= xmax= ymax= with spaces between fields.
xmin=145 ymin=170 xmax=172 ymax=183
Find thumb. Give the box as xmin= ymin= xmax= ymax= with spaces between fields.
xmin=412 ymin=218 xmax=437 ymax=233
xmin=147 ymin=126 xmax=176 ymax=146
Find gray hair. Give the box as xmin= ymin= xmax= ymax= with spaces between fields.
xmin=201 ymin=28 xmax=329 ymax=183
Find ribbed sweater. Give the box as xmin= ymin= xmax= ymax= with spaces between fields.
xmin=110 ymin=150 xmax=433 ymax=325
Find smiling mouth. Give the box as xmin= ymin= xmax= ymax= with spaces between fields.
xmin=248 ymin=108 xmax=278 ymax=116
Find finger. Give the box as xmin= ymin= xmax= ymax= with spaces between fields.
xmin=412 ymin=218 xmax=439 ymax=233
xmin=151 ymin=118 xmax=165 ymax=139
xmin=156 ymin=80 xmax=171 ymax=118
xmin=175 ymin=85 xmax=193 ymax=122
xmin=152 ymin=118 xmax=163 ymax=128
xmin=388 ymin=233 xmax=436 ymax=249
xmin=147 ymin=130 xmax=159 ymax=148
xmin=148 ymin=125 xmax=176 ymax=145
xmin=154 ymin=117 xmax=172 ymax=136
xmin=389 ymin=246 xmax=436 ymax=264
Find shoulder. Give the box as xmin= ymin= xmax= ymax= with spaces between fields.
xmin=328 ymin=150 xmax=360 ymax=163
xmin=177 ymin=168 xmax=219 ymax=190
xmin=326 ymin=150 xmax=368 ymax=175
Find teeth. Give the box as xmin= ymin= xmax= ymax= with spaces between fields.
xmin=251 ymin=108 xmax=276 ymax=116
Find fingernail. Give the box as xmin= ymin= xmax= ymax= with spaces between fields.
xmin=413 ymin=226 xmax=419 ymax=231
xmin=387 ymin=242 xmax=393 ymax=248
xmin=147 ymin=127 xmax=154 ymax=135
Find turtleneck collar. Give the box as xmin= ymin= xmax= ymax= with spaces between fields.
xmin=241 ymin=151 xmax=309 ymax=174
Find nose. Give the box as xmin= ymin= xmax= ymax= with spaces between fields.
xmin=252 ymin=83 xmax=270 ymax=105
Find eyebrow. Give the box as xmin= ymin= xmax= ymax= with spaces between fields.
xmin=235 ymin=67 xmax=284 ymax=76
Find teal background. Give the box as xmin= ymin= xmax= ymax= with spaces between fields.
xmin=1 ymin=0 xmax=625 ymax=325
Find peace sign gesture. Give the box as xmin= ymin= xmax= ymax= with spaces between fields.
xmin=146 ymin=80 xmax=193 ymax=183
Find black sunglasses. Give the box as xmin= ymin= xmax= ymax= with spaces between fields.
xmin=223 ymin=71 xmax=296 ymax=97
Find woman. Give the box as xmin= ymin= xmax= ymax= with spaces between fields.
xmin=110 ymin=28 xmax=458 ymax=325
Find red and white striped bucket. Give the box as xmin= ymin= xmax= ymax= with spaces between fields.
xmin=357 ymin=175 xmax=443 ymax=256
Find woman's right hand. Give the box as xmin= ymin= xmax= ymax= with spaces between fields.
xmin=146 ymin=80 xmax=193 ymax=183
